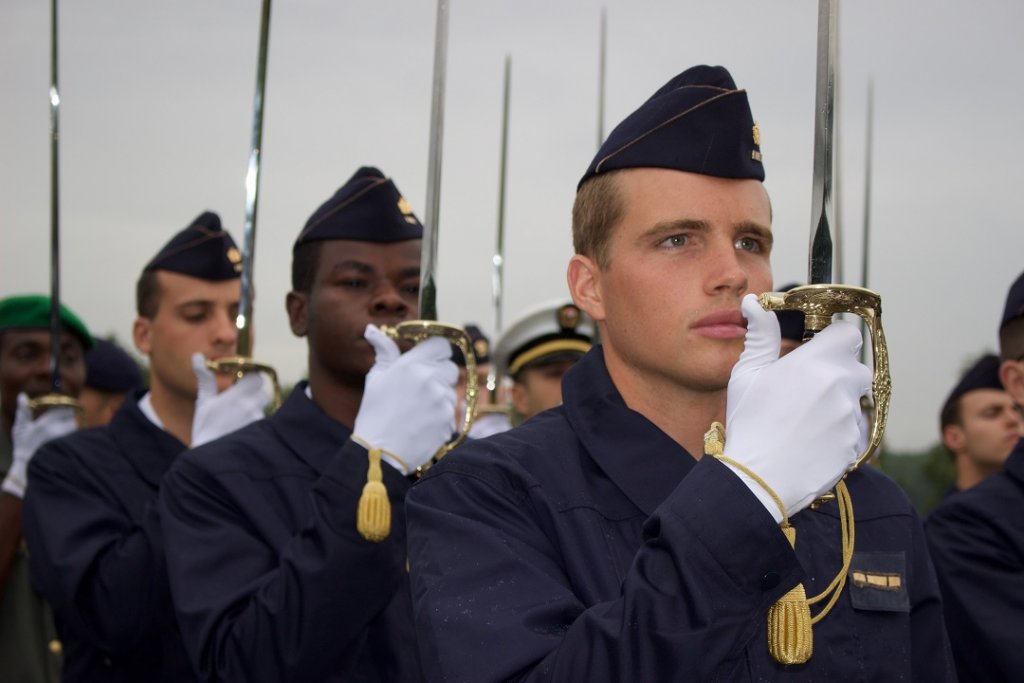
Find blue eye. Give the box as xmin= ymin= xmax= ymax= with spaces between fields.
xmin=660 ymin=234 xmax=689 ymax=248
xmin=736 ymin=237 xmax=761 ymax=252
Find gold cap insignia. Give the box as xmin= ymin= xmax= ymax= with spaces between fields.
xmin=750 ymin=122 xmax=763 ymax=162
xmin=473 ymin=338 xmax=489 ymax=359
xmin=557 ymin=304 xmax=581 ymax=331
xmin=397 ymin=196 xmax=418 ymax=225
xmin=226 ymin=247 xmax=243 ymax=272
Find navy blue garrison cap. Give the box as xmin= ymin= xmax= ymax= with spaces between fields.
xmin=580 ymin=65 xmax=763 ymax=189
xmin=143 ymin=211 xmax=242 ymax=280
xmin=941 ymin=354 xmax=1005 ymax=427
xmin=775 ymin=282 xmax=806 ymax=342
xmin=1000 ymin=269 xmax=1024 ymax=330
xmin=451 ymin=324 xmax=491 ymax=368
xmin=294 ymin=166 xmax=423 ymax=248
xmin=85 ymin=339 xmax=143 ymax=393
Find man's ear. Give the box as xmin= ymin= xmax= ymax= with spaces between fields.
xmin=132 ymin=317 xmax=152 ymax=355
xmin=511 ymin=380 xmax=530 ymax=418
xmin=567 ymin=254 xmax=606 ymax=322
xmin=942 ymin=423 xmax=965 ymax=454
xmin=1000 ymin=359 xmax=1024 ymax=406
xmin=286 ymin=291 xmax=309 ymax=337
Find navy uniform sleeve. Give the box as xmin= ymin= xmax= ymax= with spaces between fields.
xmin=926 ymin=493 xmax=1024 ymax=680
xmin=407 ymin=454 xmax=802 ymax=682
xmin=22 ymin=438 xmax=170 ymax=654
xmin=159 ymin=438 xmax=410 ymax=682
xmin=905 ymin=506 xmax=958 ymax=679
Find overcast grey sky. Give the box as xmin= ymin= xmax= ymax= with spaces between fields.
xmin=2 ymin=1 xmax=1022 ymax=452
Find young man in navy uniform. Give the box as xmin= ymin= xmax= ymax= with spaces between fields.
xmin=927 ymin=269 xmax=1024 ymax=681
xmin=938 ymin=353 xmax=1022 ymax=493
xmin=0 ymin=295 xmax=92 ymax=682
xmin=22 ymin=212 xmax=268 ymax=681
xmin=406 ymin=65 xmax=954 ymax=681
xmin=159 ymin=167 xmax=456 ymax=681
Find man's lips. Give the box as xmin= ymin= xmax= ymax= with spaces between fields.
xmin=691 ymin=309 xmax=748 ymax=339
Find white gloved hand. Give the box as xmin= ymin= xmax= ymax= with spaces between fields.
xmin=190 ymin=353 xmax=270 ymax=447
xmin=2 ymin=393 xmax=77 ymax=498
xmin=353 ymin=325 xmax=457 ymax=475
xmin=721 ymin=294 xmax=873 ymax=523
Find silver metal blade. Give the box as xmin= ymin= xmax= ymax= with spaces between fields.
xmin=420 ymin=0 xmax=450 ymax=322
xmin=488 ymin=55 xmax=511 ymax=399
xmin=597 ymin=6 xmax=607 ymax=150
xmin=808 ymin=0 xmax=837 ymax=286
xmin=235 ymin=0 xmax=272 ymax=358
xmin=48 ymin=0 xmax=63 ymax=393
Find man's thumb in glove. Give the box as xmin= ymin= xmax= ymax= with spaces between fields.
xmin=364 ymin=324 xmax=401 ymax=366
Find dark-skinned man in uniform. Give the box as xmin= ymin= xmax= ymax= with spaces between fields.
xmin=405 ymin=65 xmax=954 ymax=681
xmin=159 ymin=166 xmax=456 ymax=682
xmin=927 ymin=269 xmax=1024 ymax=681
xmin=22 ymin=212 xmax=269 ymax=681
xmin=0 ymin=295 xmax=91 ymax=682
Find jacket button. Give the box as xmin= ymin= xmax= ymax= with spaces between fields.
xmin=760 ymin=572 xmax=780 ymax=590
xmin=48 ymin=639 xmax=62 ymax=655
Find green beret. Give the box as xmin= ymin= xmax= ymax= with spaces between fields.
xmin=0 ymin=295 xmax=94 ymax=350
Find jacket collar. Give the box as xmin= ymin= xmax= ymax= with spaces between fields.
xmin=267 ymin=381 xmax=351 ymax=475
xmin=1005 ymin=437 xmax=1024 ymax=489
xmin=562 ymin=347 xmax=697 ymax=516
xmin=108 ymin=389 xmax=187 ymax=487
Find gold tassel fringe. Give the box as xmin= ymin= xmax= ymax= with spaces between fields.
xmin=357 ymin=448 xmax=391 ymax=542
xmin=705 ymin=422 xmax=856 ymax=667
xmin=767 ymin=525 xmax=813 ymax=664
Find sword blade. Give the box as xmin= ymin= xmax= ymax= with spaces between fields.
xmin=861 ymin=79 xmax=873 ymax=291
xmin=597 ymin=6 xmax=607 ymax=150
xmin=808 ymin=0 xmax=837 ymax=286
xmin=492 ymin=55 xmax=510 ymax=338
xmin=235 ymin=0 xmax=272 ymax=358
xmin=48 ymin=0 xmax=62 ymax=393
xmin=420 ymin=0 xmax=450 ymax=322
xmin=488 ymin=55 xmax=511 ymax=399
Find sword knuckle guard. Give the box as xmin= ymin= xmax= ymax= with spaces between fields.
xmin=759 ymin=284 xmax=890 ymax=471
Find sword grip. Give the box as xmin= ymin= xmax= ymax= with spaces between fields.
xmin=379 ymin=320 xmax=478 ymax=467
xmin=204 ymin=356 xmax=283 ymax=413
xmin=758 ymin=284 xmax=891 ymax=470
xmin=26 ymin=393 xmax=82 ymax=414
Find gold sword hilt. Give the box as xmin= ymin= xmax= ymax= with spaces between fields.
xmin=758 ymin=284 xmax=891 ymax=471
xmin=26 ymin=393 xmax=82 ymax=414
xmin=379 ymin=320 xmax=479 ymax=467
xmin=204 ymin=356 xmax=283 ymax=413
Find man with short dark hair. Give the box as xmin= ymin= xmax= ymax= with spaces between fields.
xmin=22 ymin=212 xmax=268 ymax=681
xmin=927 ymin=269 xmax=1024 ymax=681
xmin=938 ymin=353 xmax=1022 ymax=492
xmin=0 ymin=294 xmax=91 ymax=683
xmin=407 ymin=65 xmax=953 ymax=681
xmin=160 ymin=166 xmax=455 ymax=681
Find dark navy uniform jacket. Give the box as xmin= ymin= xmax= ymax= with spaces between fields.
xmin=407 ymin=348 xmax=955 ymax=682
xmin=926 ymin=437 xmax=1024 ymax=681
xmin=159 ymin=383 xmax=421 ymax=682
xmin=22 ymin=391 xmax=193 ymax=682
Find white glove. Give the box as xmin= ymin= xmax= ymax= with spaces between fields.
xmin=721 ymin=294 xmax=873 ymax=523
xmin=2 ymin=393 xmax=77 ymax=498
xmin=191 ymin=353 xmax=270 ymax=447
xmin=353 ymin=325 xmax=457 ymax=475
